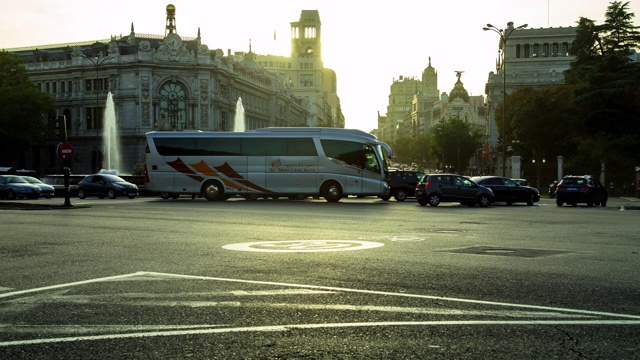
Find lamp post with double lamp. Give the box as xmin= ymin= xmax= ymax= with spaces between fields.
xmin=81 ymin=53 xmax=113 ymax=172
xmin=483 ymin=22 xmax=527 ymax=176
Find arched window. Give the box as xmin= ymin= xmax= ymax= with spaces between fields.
xmin=159 ymin=82 xmax=187 ymax=129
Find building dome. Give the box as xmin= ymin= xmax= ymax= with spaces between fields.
xmin=449 ymin=71 xmax=469 ymax=103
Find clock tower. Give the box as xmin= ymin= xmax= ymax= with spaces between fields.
xmin=290 ymin=10 xmax=322 ymax=60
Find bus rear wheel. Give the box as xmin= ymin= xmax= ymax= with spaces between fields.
xmin=322 ymin=181 xmax=342 ymax=203
xmin=202 ymin=180 xmax=226 ymax=201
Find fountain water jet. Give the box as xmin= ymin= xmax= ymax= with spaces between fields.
xmin=101 ymin=92 xmax=121 ymax=174
xmin=233 ymin=97 xmax=245 ymax=132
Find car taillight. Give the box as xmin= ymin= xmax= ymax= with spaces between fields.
xmin=581 ymin=184 xmax=589 ymax=188
xmin=426 ymin=181 xmax=431 ymax=189
xmin=144 ymin=164 xmax=150 ymax=183
xmin=556 ymin=183 xmax=563 ymax=188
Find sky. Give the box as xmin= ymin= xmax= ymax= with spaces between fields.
xmin=2 ymin=0 xmax=639 ymax=132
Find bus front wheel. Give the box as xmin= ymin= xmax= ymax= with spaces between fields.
xmin=322 ymin=181 xmax=342 ymax=203
xmin=202 ymin=180 xmax=225 ymax=201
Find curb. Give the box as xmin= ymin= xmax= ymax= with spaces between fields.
xmin=619 ymin=205 xmax=640 ymax=211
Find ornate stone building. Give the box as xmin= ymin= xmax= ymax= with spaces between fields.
xmin=256 ymin=10 xmax=344 ymax=129
xmin=484 ymin=24 xmax=577 ymax=151
xmin=8 ymin=5 xmax=341 ymax=175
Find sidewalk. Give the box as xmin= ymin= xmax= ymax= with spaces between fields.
xmin=619 ymin=196 xmax=640 ymax=211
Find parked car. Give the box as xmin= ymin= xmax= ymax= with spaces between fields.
xmin=380 ymin=170 xmax=424 ymax=201
xmin=555 ymin=175 xmax=608 ymax=207
xmin=0 ymin=175 xmax=42 ymax=200
xmin=415 ymin=174 xmax=494 ymax=207
xmin=77 ymin=174 xmax=139 ymax=199
xmin=471 ymin=176 xmax=540 ymax=206
xmin=21 ymin=176 xmax=55 ymax=199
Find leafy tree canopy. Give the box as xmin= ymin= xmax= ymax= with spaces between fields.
xmin=0 ymin=51 xmax=53 ymax=166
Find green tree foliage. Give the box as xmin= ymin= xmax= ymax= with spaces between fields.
xmin=389 ymin=135 xmax=433 ymax=169
xmin=507 ymin=85 xmax=582 ymax=161
xmin=559 ymin=1 xmax=640 ymax=179
xmin=0 ymin=51 xmax=53 ymax=166
xmin=430 ymin=117 xmax=483 ymax=173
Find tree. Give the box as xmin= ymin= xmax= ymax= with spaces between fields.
xmin=0 ymin=51 xmax=53 ymax=167
xmin=507 ymin=85 xmax=582 ymax=162
xmin=561 ymin=1 xmax=640 ymax=180
xmin=430 ymin=117 xmax=483 ymax=173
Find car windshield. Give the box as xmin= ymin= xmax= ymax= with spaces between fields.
xmin=7 ymin=176 xmax=28 ymax=184
xmin=22 ymin=176 xmax=42 ymax=184
xmin=562 ymin=178 xmax=586 ymax=185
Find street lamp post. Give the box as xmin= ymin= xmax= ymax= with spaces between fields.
xmin=81 ymin=54 xmax=113 ymax=171
xmin=483 ymin=22 xmax=527 ymax=176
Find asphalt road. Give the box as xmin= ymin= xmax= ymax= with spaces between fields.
xmin=1 ymin=196 xmax=639 ymax=359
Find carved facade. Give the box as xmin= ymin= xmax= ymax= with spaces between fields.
xmin=8 ymin=6 xmax=333 ymax=175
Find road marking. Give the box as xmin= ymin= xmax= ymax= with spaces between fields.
xmin=145 ymin=272 xmax=640 ymax=320
xmin=222 ymin=240 xmax=384 ymax=252
xmin=0 ymin=272 xmax=143 ymax=299
xmin=1 ymin=271 xmax=639 ymax=347
xmin=2 ymin=320 xmax=640 ymax=347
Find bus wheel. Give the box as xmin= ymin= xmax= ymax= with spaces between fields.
xmin=202 ymin=180 xmax=224 ymax=201
xmin=322 ymin=181 xmax=342 ymax=203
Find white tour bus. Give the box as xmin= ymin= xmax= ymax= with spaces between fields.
xmin=144 ymin=127 xmax=393 ymax=202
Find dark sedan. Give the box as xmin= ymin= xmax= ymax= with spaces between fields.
xmin=470 ymin=176 xmax=540 ymax=206
xmin=77 ymin=174 xmax=139 ymax=199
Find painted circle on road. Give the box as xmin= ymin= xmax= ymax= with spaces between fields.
xmin=223 ymin=240 xmax=385 ymax=253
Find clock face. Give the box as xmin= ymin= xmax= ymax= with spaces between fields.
xmin=305 ymin=46 xmax=314 ymax=54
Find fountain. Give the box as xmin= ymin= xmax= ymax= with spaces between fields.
xmin=101 ymin=92 xmax=121 ymax=174
xmin=233 ymin=97 xmax=245 ymax=132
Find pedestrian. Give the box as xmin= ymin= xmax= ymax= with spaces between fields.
xmin=622 ymin=182 xmax=628 ymax=196
xmin=610 ymin=181 xmax=615 ymax=196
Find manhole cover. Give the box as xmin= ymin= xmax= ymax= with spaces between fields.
xmin=440 ymin=246 xmax=568 ymax=258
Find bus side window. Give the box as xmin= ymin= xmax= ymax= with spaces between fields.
xmin=287 ymin=138 xmax=317 ymax=156
xmin=321 ymin=140 xmax=365 ymax=169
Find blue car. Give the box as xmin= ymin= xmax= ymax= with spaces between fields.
xmin=0 ymin=175 xmax=42 ymax=200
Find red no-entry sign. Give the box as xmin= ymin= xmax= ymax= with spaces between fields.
xmin=57 ymin=142 xmax=74 ymax=161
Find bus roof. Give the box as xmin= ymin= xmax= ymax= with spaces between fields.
xmin=146 ymin=128 xmax=377 ymax=140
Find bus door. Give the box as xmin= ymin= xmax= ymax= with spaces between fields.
xmin=360 ymin=145 xmax=385 ymax=194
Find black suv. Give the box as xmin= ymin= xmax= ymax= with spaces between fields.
xmin=555 ymin=175 xmax=608 ymax=207
xmin=415 ymin=174 xmax=494 ymax=207
xmin=381 ymin=170 xmax=424 ymax=201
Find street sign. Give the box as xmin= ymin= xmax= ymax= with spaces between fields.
xmin=57 ymin=142 xmax=74 ymax=161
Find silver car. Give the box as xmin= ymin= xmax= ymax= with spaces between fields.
xmin=21 ymin=176 xmax=56 ymax=199
xmin=0 ymin=175 xmax=42 ymax=200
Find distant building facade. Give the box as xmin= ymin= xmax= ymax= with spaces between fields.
xmin=7 ymin=5 xmax=342 ymax=175
xmin=378 ymin=58 xmax=486 ymax=146
xmin=484 ymin=24 xmax=577 ymax=151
